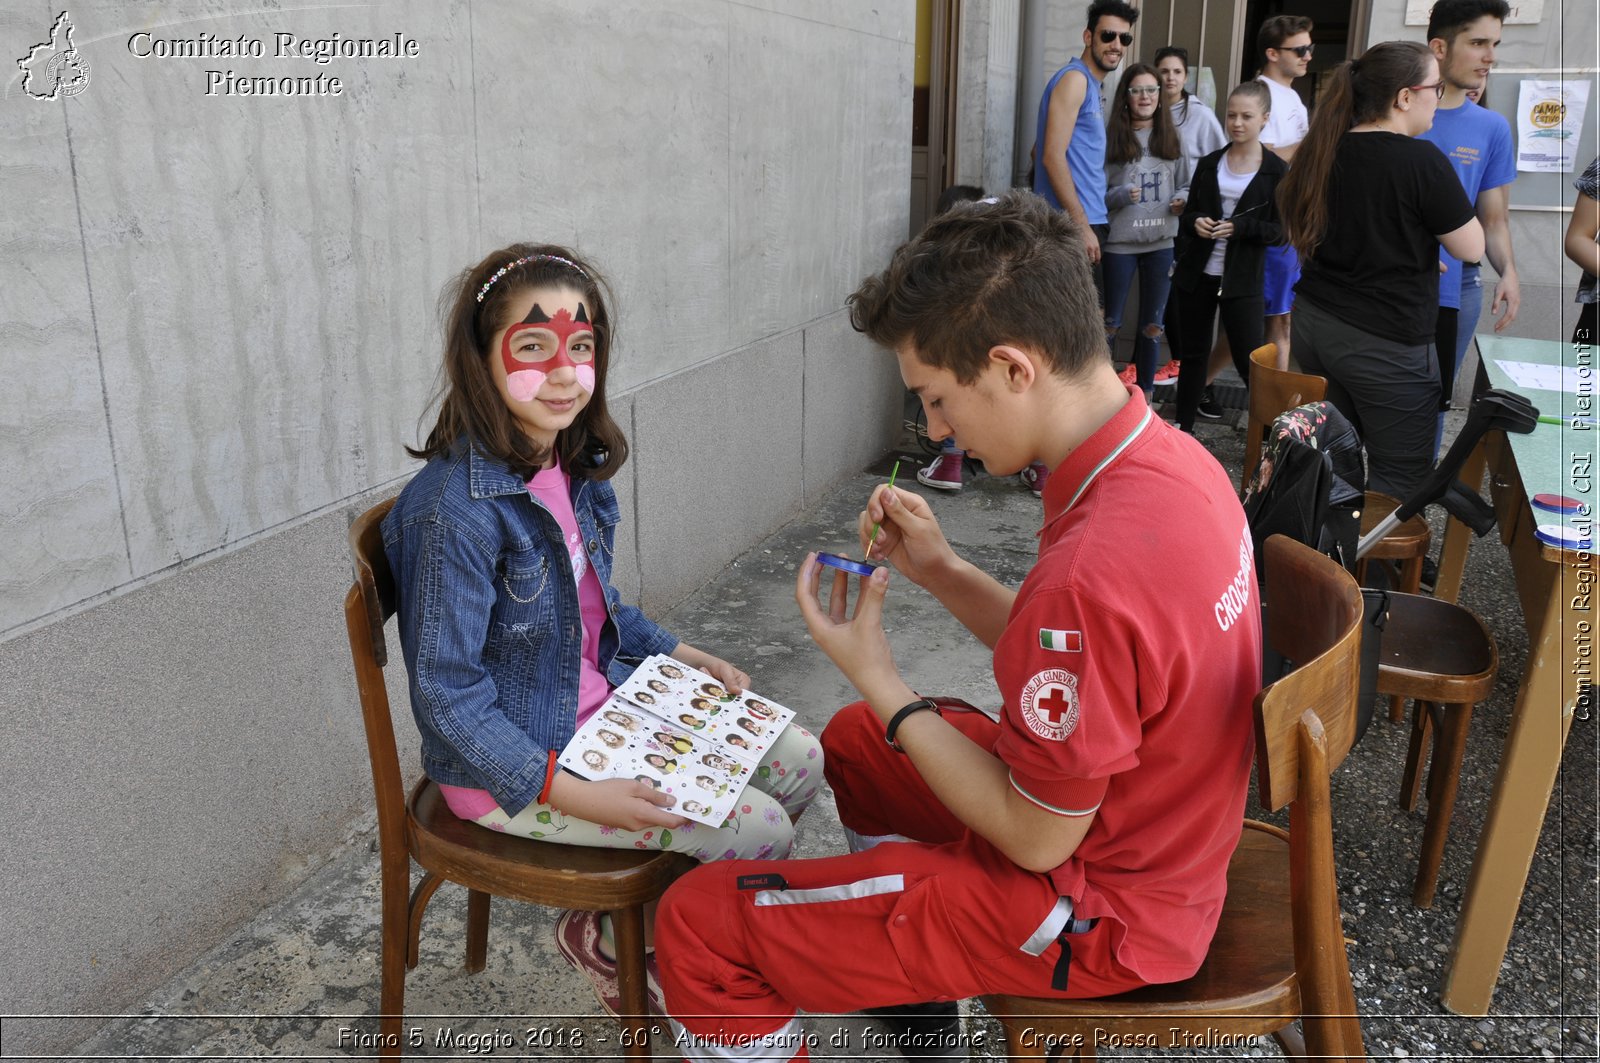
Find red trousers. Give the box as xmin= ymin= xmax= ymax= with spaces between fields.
xmin=656 ymin=703 xmax=1143 ymax=1061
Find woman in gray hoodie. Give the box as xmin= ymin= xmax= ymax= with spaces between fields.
xmin=1104 ymin=62 xmax=1190 ymax=395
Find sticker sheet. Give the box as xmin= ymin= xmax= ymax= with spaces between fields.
xmin=557 ymin=655 xmax=795 ymax=826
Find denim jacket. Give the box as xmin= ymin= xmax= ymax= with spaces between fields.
xmin=381 ymin=442 xmax=680 ymax=817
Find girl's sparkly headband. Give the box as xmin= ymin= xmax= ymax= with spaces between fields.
xmin=475 ymin=253 xmax=589 ymax=303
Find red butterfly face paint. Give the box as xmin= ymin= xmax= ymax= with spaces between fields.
xmin=489 ymin=286 xmax=598 ymax=454
xmin=499 ymin=299 xmax=597 ymax=402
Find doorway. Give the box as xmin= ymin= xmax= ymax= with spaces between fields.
xmin=910 ymin=0 xmax=961 ymax=235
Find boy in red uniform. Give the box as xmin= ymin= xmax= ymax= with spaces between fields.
xmin=656 ymin=191 xmax=1262 ymax=1061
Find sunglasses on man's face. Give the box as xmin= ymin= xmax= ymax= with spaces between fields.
xmin=1099 ymin=30 xmax=1134 ymax=46
xmin=1281 ymin=43 xmax=1314 ymax=58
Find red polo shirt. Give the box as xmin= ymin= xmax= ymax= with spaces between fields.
xmin=993 ymin=387 xmax=1262 ymax=984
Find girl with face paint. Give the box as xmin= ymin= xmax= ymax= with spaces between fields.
xmin=383 ymin=243 xmax=825 ymax=1020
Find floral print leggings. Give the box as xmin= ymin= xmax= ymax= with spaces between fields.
xmin=470 ymin=726 xmax=823 ymax=863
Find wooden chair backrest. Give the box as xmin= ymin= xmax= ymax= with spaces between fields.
xmin=1254 ymin=534 xmax=1364 ymax=812
xmin=343 ymin=498 xmax=405 ymax=850
xmin=1243 ymin=344 xmax=1330 ymax=494
xmin=1248 ymin=344 xmax=1327 ymax=422
xmin=1253 ymin=534 xmax=1366 ymax=1058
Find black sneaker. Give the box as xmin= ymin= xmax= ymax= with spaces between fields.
xmin=862 ymin=1001 xmax=965 ymax=1058
xmin=1197 ymin=385 xmax=1224 ymax=419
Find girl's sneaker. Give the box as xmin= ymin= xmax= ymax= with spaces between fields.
xmin=1116 ymin=362 xmax=1139 ymax=386
xmin=1019 ymin=461 xmax=1049 ymax=497
xmin=1153 ymin=360 xmax=1180 ymax=384
xmin=554 ymin=909 xmax=666 ymax=1018
xmin=917 ymin=450 xmax=965 ymax=491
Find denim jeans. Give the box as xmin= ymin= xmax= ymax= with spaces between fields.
xmin=1435 ymin=264 xmax=1482 ymax=456
xmin=1103 ymin=245 xmax=1174 ymax=392
xmin=1455 ymin=264 xmax=1483 ymax=379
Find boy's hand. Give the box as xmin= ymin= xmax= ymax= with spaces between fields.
xmin=795 ymin=552 xmax=899 ymax=692
xmin=549 ymin=774 xmax=687 ymax=832
xmin=859 ymin=485 xmax=954 ymax=588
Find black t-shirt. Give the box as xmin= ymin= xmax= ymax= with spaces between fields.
xmin=1295 ymin=132 xmax=1475 ymax=344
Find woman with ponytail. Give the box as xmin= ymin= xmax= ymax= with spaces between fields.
xmin=1277 ymin=41 xmax=1484 ymax=497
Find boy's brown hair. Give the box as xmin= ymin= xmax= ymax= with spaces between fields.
xmin=847 ymin=191 xmax=1105 ymax=382
xmin=410 ymin=243 xmax=629 ymax=480
xmin=1258 ymin=14 xmax=1314 ymax=62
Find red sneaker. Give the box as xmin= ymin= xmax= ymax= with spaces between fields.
xmin=1019 ymin=461 xmax=1048 ymax=498
xmin=555 ymin=909 xmax=665 ymax=1019
xmin=1117 ymin=363 xmax=1139 ymax=386
xmin=1153 ymin=360 xmax=1180 ymax=384
xmin=916 ymin=450 xmax=965 ymax=491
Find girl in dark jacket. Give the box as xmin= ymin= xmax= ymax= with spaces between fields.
xmin=1171 ymin=81 xmax=1286 ymax=432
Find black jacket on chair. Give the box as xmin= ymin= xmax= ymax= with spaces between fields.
xmin=1173 ymin=148 xmax=1287 ymax=299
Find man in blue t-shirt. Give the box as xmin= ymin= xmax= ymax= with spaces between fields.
xmin=1034 ymin=0 xmax=1138 ymax=279
xmin=1422 ymin=0 xmax=1520 ymax=413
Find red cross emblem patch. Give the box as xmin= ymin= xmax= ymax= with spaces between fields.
xmin=1019 ymin=669 xmax=1080 ymax=741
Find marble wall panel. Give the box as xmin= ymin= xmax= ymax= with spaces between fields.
xmin=1 ymin=5 xmax=129 ymax=633
xmin=728 ymin=3 xmax=912 ymax=346
xmin=471 ymin=0 xmax=733 ymax=393
xmin=54 ymin=0 xmax=475 ymax=578
xmin=800 ymin=310 xmax=903 ymax=505
xmin=630 ymin=330 xmax=804 ymax=614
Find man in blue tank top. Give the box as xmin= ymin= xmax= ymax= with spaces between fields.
xmin=1034 ymin=0 xmax=1138 ymax=288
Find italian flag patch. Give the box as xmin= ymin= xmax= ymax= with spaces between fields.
xmin=1038 ymin=629 xmax=1083 ymax=652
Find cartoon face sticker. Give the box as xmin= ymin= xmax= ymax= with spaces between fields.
xmin=500 ymin=299 xmax=597 ymax=402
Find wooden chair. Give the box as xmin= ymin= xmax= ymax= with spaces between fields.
xmin=344 ymin=498 xmax=692 ymax=1059
xmin=1246 ymin=347 xmax=1433 ymax=725
xmin=1380 ymin=593 xmax=1498 ymax=908
xmin=1243 ymin=343 xmax=1326 ymax=496
xmin=981 ymin=535 xmax=1367 ymax=1060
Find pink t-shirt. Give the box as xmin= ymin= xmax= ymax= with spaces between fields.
xmin=440 ymin=457 xmax=613 ymax=821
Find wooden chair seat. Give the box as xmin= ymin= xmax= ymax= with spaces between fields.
xmin=1358 ymin=492 xmax=1431 ymax=562
xmin=1378 ymin=592 xmax=1498 ymax=908
xmin=1377 ymin=593 xmax=1497 ymax=704
xmin=407 ymin=780 xmax=687 ymax=911
xmin=984 ymin=826 xmax=1298 ymax=1045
